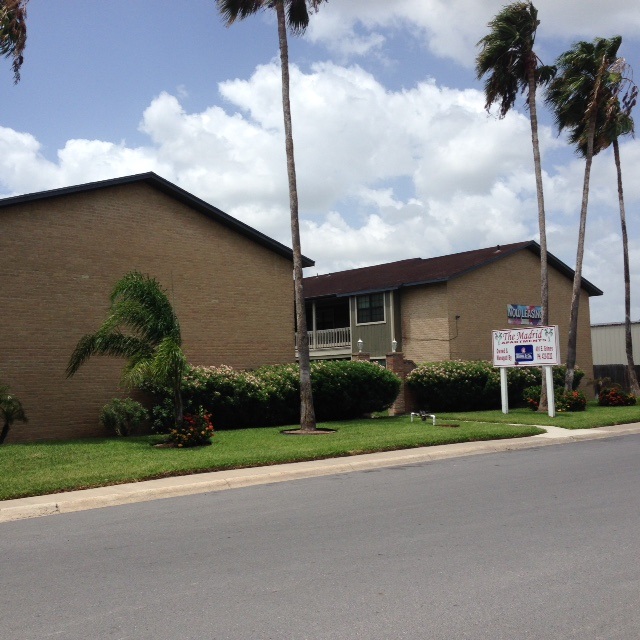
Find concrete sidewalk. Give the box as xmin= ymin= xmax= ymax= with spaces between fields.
xmin=2 ymin=422 xmax=640 ymax=524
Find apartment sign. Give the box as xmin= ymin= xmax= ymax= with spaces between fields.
xmin=507 ymin=304 xmax=543 ymax=326
xmin=492 ymin=326 xmax=560 ymax=367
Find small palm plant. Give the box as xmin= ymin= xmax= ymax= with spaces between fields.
xmin=67 ymin=272 xmax=187 ymax=428
xmin=0 ymin=384 xmax=28 ymax=444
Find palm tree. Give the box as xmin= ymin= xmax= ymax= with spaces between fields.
xmin=476 ymin=2 xmax=555 ymax=410
xmin=0 ymin=383 xmax=27 ymax=444
xmin=545 ymin=36 xmax=624 ymax=391
xmin=571 ymin=63 xmax=639 ymax=395
xmin=67 ymin=272 xmax=187 ymax=427
xmin=216 ymin=0 xmax=327 ymax=432
xmin=0 ymin=0 xmax=28 ymax=83
xmin=612 ymin=122 xmax=640 ymax=395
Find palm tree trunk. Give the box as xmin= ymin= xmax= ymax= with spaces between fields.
xmin=613 ymin=138 xmax=640 ymax=395
xmin=275 ymin=1 xmax=316 ymax=431
xmin=564 ymin=117 xmax=597 ymax=392
xmin=565 ymin=55 xmax=609 ymax=393
xmin=527 ymin=69 xmax=550 ymax=412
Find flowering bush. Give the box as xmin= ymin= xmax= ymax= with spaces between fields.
xmin=555 ymin=389 xmax=587 ymax=412
xmin=523 ymin=385 xmax=544 ymax=411
xmin=407 ymin=361 xmax=584 ymax=412
xmin=598 ymin=387 xmax=637 ymax=407
xmin=523 ymin=385 xmax=587 ymax=412
xmin=167 ymin=408 xmax=214 ymax=447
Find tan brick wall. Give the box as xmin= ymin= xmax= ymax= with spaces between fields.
xmin=447 ymin=249 xmax=595 ymax=384
xmin=395 ymin=249 xmax=595 ymax=388
xmin=0 ymin=183 xmax=296 ymax=442
xmin=400 ymin=282 xmax=451 ymax=363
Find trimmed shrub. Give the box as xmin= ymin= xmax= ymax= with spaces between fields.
xmin=407 ymin=361 xmax=585 ymax=412
xmin=100 ymin=398 xmax=147 ymax=436
xmin=598 ymin=387 xmax=637 ymax=407
xmin=310 ymin=360 xmax=402 ymax=421
xmin=406 ymin=360 xmax=499 ymax=411
xmin=148 ymin=361 xmax=401 ymax=430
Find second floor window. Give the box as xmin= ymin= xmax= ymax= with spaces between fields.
xmin=357 ymin=293 xmax=385 ymax=324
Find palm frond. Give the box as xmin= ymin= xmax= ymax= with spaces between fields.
xmin=216 ymin=0 xmax=265 ymax=26
xmin=216 ymin=0 xmax=326 ymax=34
xmin=0 ymin=0 xmax=28 ymax=83
xmin=108 ymin=272 xmax=181 ymax=345
xmin=66 ymin=332 xmax=153 ymax=377
xmin=67 ymin=271 xmax=181 ymax=375
xmin=545 ymin=35 xmax=633 ymax=159
xmin=475 ymin=2 xmax=548 ymax=117
xmin=149 ymin=336 xmax=187 ymax=386
xmin=286 ymin=0 xmax=310 ymax=34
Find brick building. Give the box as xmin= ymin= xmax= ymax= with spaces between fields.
xmin=302 ymin=241 xmax=601 ymax=381
xmin=0 ymin=173 xmax=312 ymax=442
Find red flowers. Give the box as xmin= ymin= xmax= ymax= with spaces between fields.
xmin=598 ymin=387 xmax=637 ymax=407
xmin=168 ymin=408 xmax=214 ymax=447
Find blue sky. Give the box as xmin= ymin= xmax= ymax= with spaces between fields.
xmin=2 ymin=0 xmax=640 ymax=324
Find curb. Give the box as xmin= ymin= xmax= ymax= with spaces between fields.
xmin=2 ymin=423 xmax=640 ymax=524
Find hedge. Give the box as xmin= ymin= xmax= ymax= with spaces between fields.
xmin=149 ymin=360 xmax=401 ymax=431
xmin=406 ymin=360 xmax=584 ymax=412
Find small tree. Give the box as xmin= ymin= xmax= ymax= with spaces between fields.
xmin=0 ymin=383 xmax=27 ymax=444
xmin=67 ymin=272 xmax=186 ymax=428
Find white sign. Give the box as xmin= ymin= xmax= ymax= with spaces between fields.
xmin=492 ymin=326 xmax=560 ymax=367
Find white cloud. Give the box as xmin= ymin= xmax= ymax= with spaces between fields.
xmin=307 ymin=0 xmax=640 ymax=67
xmin=1 ymin=57 xmax=639 ymax=323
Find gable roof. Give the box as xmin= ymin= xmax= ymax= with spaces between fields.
xmin=304 ymin=240 xmax=602 ymax=298
xmin=0 ymin=172 xmax=314 ymax=267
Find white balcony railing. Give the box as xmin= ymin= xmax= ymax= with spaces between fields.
xmin=312 ymin=327 xmax=351 ymax=349
xmin=296 ymin=327 xmax=351 ymax=350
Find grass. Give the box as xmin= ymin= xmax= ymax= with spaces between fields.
xmin=437 ymin=401 xmax=640 ymax=429
xmin=0 ymin=417 xmax=544 ymax=501
xmin=3 ymin=402 xmax=638 ymax=502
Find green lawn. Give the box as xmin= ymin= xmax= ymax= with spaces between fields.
xmin=0 ymin=417 xmax=544 ymax=501
xmin=437 ymin=401 xmax=640 ymax=429
xmin=3 ymin=402 xmax=638 ymax=502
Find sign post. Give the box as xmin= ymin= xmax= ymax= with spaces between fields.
xmin=492 ymin=326 xmax=560 ymax=417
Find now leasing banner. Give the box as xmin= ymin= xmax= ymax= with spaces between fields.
xmin=492 ymin=325 xmax=560 ymax=367
xmin=507 ymin=304 xmax=543 ymax=326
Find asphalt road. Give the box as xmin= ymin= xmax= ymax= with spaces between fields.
xmin=2 ymin=434 xmax=640 ymax=639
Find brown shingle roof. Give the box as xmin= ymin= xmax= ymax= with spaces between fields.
xmin=303 ymin=240 xmax=602 ymax=298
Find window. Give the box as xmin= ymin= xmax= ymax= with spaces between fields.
xmin=356 ymin=293 xmax=385 ymax=324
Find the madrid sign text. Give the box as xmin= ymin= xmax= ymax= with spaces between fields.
xmin=492 ymin=325 xmax=560 ymax=367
